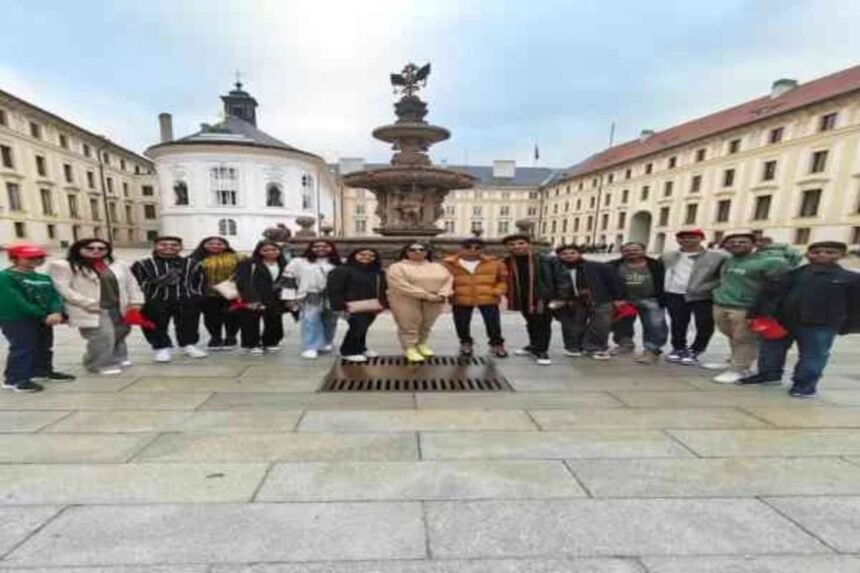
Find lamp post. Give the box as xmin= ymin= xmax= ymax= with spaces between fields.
xmin=96 ymin=136 xmax=114 ymax=244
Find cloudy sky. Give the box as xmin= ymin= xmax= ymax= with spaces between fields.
xmin=1 ymin=0 xmax=858 ymax=168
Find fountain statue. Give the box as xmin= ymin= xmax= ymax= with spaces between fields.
xmin=341 ymin=63 xmax=475 ymax=236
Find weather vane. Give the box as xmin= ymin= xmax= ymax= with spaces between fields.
xmin=390 ymin=62 xmax=431 ymax=97
xmin=234 ymin=70 xmax=243 ymax=90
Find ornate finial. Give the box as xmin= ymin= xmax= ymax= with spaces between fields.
xmin=390 ymin=63 xmax=431 ymax=97
xmin=234 ymin=70 xmax=243 ymax=90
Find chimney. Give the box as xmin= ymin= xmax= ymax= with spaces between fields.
xmin=338 ymin=157 xmax=365 ymax=175
xmin=492 ymin=160 xmax=516 ymax=179
xmin=771 ymin=78 xmax=798 ymax=99
xmin=639 ymin=129 xmax=655 ymax=143
xmin=158 ymin=113 xmax=174 ymax=143
xmin=200 ymin=123 xmax=211 ymax=132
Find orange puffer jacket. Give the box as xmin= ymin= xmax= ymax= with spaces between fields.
xmin=442 ymin=255 xmax=508 ymax=306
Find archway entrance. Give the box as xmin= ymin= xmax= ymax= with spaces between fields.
xmin=629 ymin=211 xmax=652 ymax=249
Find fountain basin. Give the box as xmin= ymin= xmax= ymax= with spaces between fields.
xmin=342 ymin=165 xmax=476 ymax=191
xmin=372 ymin=123 xmax=450 ymax=144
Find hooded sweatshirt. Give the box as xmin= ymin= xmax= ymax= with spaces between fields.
xmin=386 ymin=260 xmax=453 ymax=301
xmin=0 ymin=268 xmax=64 ymax=321
xmin=712 ymin=251 xmax=790 ymax=308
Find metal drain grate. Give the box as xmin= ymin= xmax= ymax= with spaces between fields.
xmin=320 ymin=355 xmax=513 ymax=392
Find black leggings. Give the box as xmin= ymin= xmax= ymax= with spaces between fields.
xmin=201 ymin=297 xmax=240 ymax=342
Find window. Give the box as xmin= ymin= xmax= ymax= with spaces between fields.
xmin=716 ymin=199 xmax=731 ymax=223
xmin=553 ymin=204 xmax=558 ymax=214
xmin=472 ymin=220 xmax=484 ymax=233
xmin=562 ymin=219 xmax=568 ymax=233
xmin=127 ymin=229 xmax=134 ymax=243
xmin=621 ymin=189 xmax=629 ymax=204
xmin=39 ymin=189 xmax=53 ymax=215
xmin=1 ymin=144 xmax=13 ymax=168
xmin=809 ymin=150 xmax=828 ymax=174
xmin=498 ymin=220 xmax=509 ymax=234
xmin=617 ymin=211 xmax=626 ymax=229
xmin=108 ymin=202 xmax=118 ymax=222
xmin=668 ymin=156 xmax=677 ymax=169
xmin=663 ymin=181 xmax=674 ymax=197
xmin=695 ymin=148 xmax=706 ymax=162
xmin=146 ymin=230 xmax=158 ymax=242
xmin=819 ymin=113 xmax=837 ymax=132
xmin=120 ymin=159 xmax=126 ymax=171
xmin=143 ymin=205 xmax=157 ymax=219
xmin=550 ymin=220 xmax=557 ymax=233
xmin=601 ymin=213 xmax=609 ymax=230
xmin=768 ymin=127 xmax=784 ymax=144
xmin=475 ymin=190 xmax=484 ymax=199
xmin=528 ymin=191 xmax=539 ymax=199
xmin=301 ymin=174 xmax=314 ymax=210
xmin=645 ymin=163 xmax=653 ymax=174
xmin=141 ymin=185 xmax=153 ymax=196
xmin=640 ymin=185 xmax=649 ymax=201
xmin=63 ymin=163 xmax=73 ymax=183
xmin=0 ymin=109 xmax=6 ymax=126
xmin=355 ymin=219 xmax=367 ymax=234
xmin=762 ymin=160 xmax=777 ymax=181
xmin=134 ymin=165 xmax=141 ymax=175
xmin=6 ymin=182 xmax=22 ymax=211
xmin=90 ymin=198 xmax=100 ymax=220
xmin=86 ymin=171 xmax=95 ymax=189
xmin=355 ymin=203 xmax=366 ymax=215
xmin=625 ymin=169 xmax=631 ymax=179
xmin=102 ymin=151 xmax=110 ymax=165
xmin=753 ymin=195 xmax=772 ymax=221
xmin=59 ymin=134 xmax=68 ymax=149
xmin=685 ymin=203 xmax=698 ymax=225
xmin=527 ymin=206 xmax=537 ymax=216
xmin=723 ymin=168 xmax=735 ymax=187
xmin=442 ymin=220 xmax=454 ymax=233
xmin=575 ymin=198 xmax=582 ymax=210
xmin=589 ymin=196 xmax=596 ymax=208
xmin=218 ymin=218 xmax=237 ymax=236
xmin=851 ymin=226 xmax=860 ymax=245
xmin=502 ymin=191 xmax=511 ymax=199
xmin=68 ymin=195 xmax=79 ymax=218
xmin=604 ymin=193 xmax=611 ymax=206
xmin=690 ymin=174 xmax=702 ymax=193
xmin=500 ymin=205 xmax=510 ymax=216
xmin=13 ymin=222 xmax=25 ymax=238
xmin=93 ymin=226 xmax=102 ymax=238
xmin=728 ymin=139 xmax=741 ymax=154
xmin=592 ymin=178 xmax=598 ymax=188
xmin=265 ymin=182 xmax=284 ymax=207
xmin=794 ymin=227 xmax=811 ymax=245
xmin=122 ymin=182 xmax=129 ymax=197
xmin=35 ymin=155 xmax=47 ymax=177
xmin=573 ymin=217 xmax=580 ymax=232
xmin=563 ymin=202 xmax=569 ymax=213
xmin=658 ymin=207 xmax=670 ymax=227
xmin=608 ymin=173 xmax=614 ymax=184
xmin=106 ymin=177 xmax=114 ymax=194
xmin=125 ymin=204 xmax=133 ymax=223
xmin=83 ymin=143 xmax=91 ymax=158
xmin=472 ymin=206 xmax=482 ymax=217
xmin=46 ymin=224 xmax=56 ymax=240
xmin=211 ymin=166 xmax=238 ymax=206
xmin=799 ymin=189 xmax=822 ymax=217
xmin=29 ymin=122 xmax=41 ymax=139
xmin=444 ymin=205 xmax=455 ymax=216
xmin=586 ymin=216 xmax=593 ymax=231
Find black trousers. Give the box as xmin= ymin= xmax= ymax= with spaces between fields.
xmin=142 ymin=299 xmax=202 ymax=350
xmin=239 ymin=308 xmax=285 ymax=349
xmin=664 ymin=293 xmax=715 ymax=353
xmin=521 ymin=310 xmax=552 ymax=353
xmin=201 ymin=296 xmax=240 ymax=342
xmin=340 ymin=313 xmax=377 ymax=355
xmin=452 ymin=305 xmax=504 ymax=345
xmin=1 ymin=319 xmax=54 ymax=383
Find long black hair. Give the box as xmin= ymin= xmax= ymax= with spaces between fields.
xmin=250 ymin=240 xmax=287 ymax=266
xmin=345 ymin=247 xmax=383 ymax=272
xmin=190 ymin=236 xmax=236 ymax=261
xmin=397 ymin=242 xmax=434 ymax=262
xmin=67 ymin=238 xmax=114 ymax=273
xmin=301 ymin=240 xmax=342 ymax=265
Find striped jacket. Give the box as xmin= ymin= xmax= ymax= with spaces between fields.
xmin=131 ymin=255 xmax=205 ymax=302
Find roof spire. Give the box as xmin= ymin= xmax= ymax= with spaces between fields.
xmin=234 ymin=70 xmax=243 ymax=91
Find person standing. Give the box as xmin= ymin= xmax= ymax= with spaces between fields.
xmin=710 ymin=232 xmax=792 ymax=384
xmin=661 ymin=229 xmax=728 ymax=365
xmin=131 ymin=236 xmax=207 ymax=363
xmin=190 ymin=237 xmax=242 ymax=351
xmin=0 ymin=244 xmax=74 ymax=392
xmin=327 ymin=248 xmax=387 ymax=362
xmin=386 ymin=243 xmax=453 ymax=362
xmin=741 ymin=241 xmax=860 ymax=398
xmin=235 ymin=240 xmax=287 ymax=355
xmin=49 ymin=239 xmax=144 ymax=375
xmin=442 ymin=238 xmax=508 ymax=357
xmin=282 ymin=240 xmax=341 ymax=359
xmin=548 ymin=244 xmax=624 ymax=361
xmin=502 ymin=234 xmax=553 ymax=365
xmin=608 ymin=242 xmax=668 ymax=364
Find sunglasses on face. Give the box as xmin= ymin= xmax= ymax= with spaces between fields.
xmin=464 ymin=245 xmax=483 ymax=250
xmin=408 ymin=247 xmax=426 ymax=252
xmin=83 ymin=246 xmax=109 ymax=252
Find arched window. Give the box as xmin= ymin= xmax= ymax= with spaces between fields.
xmin=301 ymin=174 xmax=314 ymax=211
xmin=266 ymin=183 xmax=284 ymax=207
xmin=174 ymin=181 xmax=189 ymax=206
xmin=218 ymin=218 xmax=237 ymax=236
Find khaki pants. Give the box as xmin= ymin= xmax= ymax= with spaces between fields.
xmin=388 ymin=294 xmax=445 ymax=350
xmin=713 ymin=304 xmax=758 ymax=370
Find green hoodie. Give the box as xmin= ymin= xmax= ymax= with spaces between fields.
xmin=712 ymin=252 xmax=791 ymax=309
xmin=0 ymin=268 xmax=65 ymax=322
xmin=757 ymin=243 xmax=804 ymax=267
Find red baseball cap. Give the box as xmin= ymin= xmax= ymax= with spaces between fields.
xmin=675 ymin=228 xmax=706 ymax=239
xmin=6 ymin=244 xmax=47 ymax=259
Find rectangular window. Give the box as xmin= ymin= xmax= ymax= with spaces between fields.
xmin=212 ymin=166 xmax=238 ymax=206
xmin=498 ymin=220 xmax=509 ymax=234
xmin=90 ymin=198 xmax=100 ymax=220
xmin=563 ymin=202 xmax=570 ymax=213
xmin=216 ymin=190 xmax=237 ymax=206
xmin=550 ymin=220 xmax=557 ymax=234
xmin=444 ymin=205 xmax=455 ymax=216
xmin=86 ymin=171 xmax=95 ymax=188
xmin=768 ymin=127 xmax=784 ymax=144
xmin=472 ymin=206 xmax=482 ymax=217
xmin=690 ymin=174 xmax=702 ymax=193
xmin=851 ymin=226 xmax=860 ymax=245
xmin=444 ymin=220 xmax=455 ymax=233
xmin=354 ymin=219 xmax=367 ymax=234
xmin=59 ymin=134 xmax=68 ymax=149
xmin=685 ymin=203 xmax=698 ymax=225
xmin=728 ymin=139 xmax=741 ymax=154
xmin=40 ymin=189 xmax=54 ymax=215
xmin=122 ymin=182 xmax=129 ymax=197
xmin=83 ymin=143 xmax=91 ymax=158
xmin=472 ymin=220 xmax=483 ymax=233
xmin=762 ymin=160 xmax=777 ymax=181
xmin=562 ymin=219 xmax=568 ymax=233
xmin=607 ymin=173 xmax=614 ymax=184
xmin=63 ymin=163 xmax=73 ymax=183
xmin=6 ymin=182 xmax=22 ymax=211
xmin=592 ymin=178 xmax=598 ymax=188
xmin=589 ymin=196 xmax=596 ymax=208
xmin=0 ymin=144 xmax=13 ymax=169
xmin=819 ymin=112 xmax=837 ymax=132
xmin=553 ymin=204 xmax=559 ymax=214
xmin=641 ymin=185 xmax=649 ymax=201
xmin=586 ymin=216 xmax=593 ymax=231
xmin=695 ymin=148 xmax=706 ymax=162
xmin=527 ymin=206 xmax=537 ymax=216
xmin=35 ymin=155 xmax=47 ymax=177
xmin=658 ymin=207 xmax=670 ymax=227
xmin=753 ymin=195 xmax=772 ymax=221
xmin=575 ymin=198 xmax=581 ymax=210
xmin=668 ymin=156 xmax=677 ymax=169
xmin=604 ymin=193 xmax=611 ymax=206
xmin=120 ymin=158 xmax=126 ymax=171
xmin=645 ymin=162 xmax=653 ymax=174
xmin=500 ymin=205 xmax=510 ymax=216
xmin=125 ymin=204 xmax=133 ymax=223
xmin=716 ymin=199 xmax=731 ymax=223
xmin=794 ymin=227 xmax=811 ymax=245
xmin=621 ymin=189 xmax=629 ymax=204
xmin=29 ymin=122 xmax=41 ymax=139
xmin=68 ymin=195 xmax=79 ymax=218
xmin=141 ymin=185 xmax=154 ymax=196
xmin=528 ymin=191 xmax=539 ymax=199
xmin=573 ymin=217 xmax=580 ymax=232
xmin=723 ymin=168 xmax=735 ymax=187
xmin=663 ymin=180 xmax=674 ymax=197
xmin=0 ymin=109 xmax=6 ymax=126
xmin=106 ymin=177 xmax=114 ymax=194
xmin=601 ymin=213 xmax=609 ymax=230
xmin=144 ymin=204 xmax=157 ymax=219
xmin=47 ymin=224 xmax=56 ymax=240
xmin=146 ymin=230 xmax=158 ymax=242
xmin=799 ymin=189 xmax=822 ymax=217
xmin=809 ymin=150 xmax=828 ymax=174
xmin=108 ymin=202 xmax=117 ymax=222
xmin=14 ymin=222 xmax=25 ymax=238
xmin=624 ymin=168 xmax=631 ymax=179
xmin=617 ymin=211 xmax=626 ymax=229
xmin=355 ymin=203 xmax=365 ymax=215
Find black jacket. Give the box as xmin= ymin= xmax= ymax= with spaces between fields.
xmin=131 ymin=255 xmax=205 ymax=302
xmin=503 ymin=252 xmax=553 ymax=312
xmin=548 ymin=258 xmax=624 ymax=305
xmin=750 ymin=264 xmax=860 ymax=334
xmin=235 ymin=258 xmax=287 ymax=305
xmin=608 ymin=257 xmax=666 ymax=305
xmin=327 ymin=264 xmax=387 ymax=312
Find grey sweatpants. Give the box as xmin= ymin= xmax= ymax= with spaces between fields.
xmin=79 ymin=308 xmax=131 ymax=372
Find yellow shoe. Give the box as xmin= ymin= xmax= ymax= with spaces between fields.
xmin=416 ymin=343 xmax=434 ymax=357
xmin=405 ymin=348 xmax=425 ymax=362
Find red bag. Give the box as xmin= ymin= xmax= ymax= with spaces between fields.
xmin=122 ymin=308 xmax=156 ymax=331
xmin=612 ymin=302 xmax=638 ymax=321
xmin=748 ymin=316 xmax=789 ymax=340
xmin=229 ymin=299 xmax=249 ymax=312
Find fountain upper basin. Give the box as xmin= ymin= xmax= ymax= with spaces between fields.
xmin=372 ymin=123 xmax=450 ymax=144
xmin=342 ymin=165 xmax=476 ymax=191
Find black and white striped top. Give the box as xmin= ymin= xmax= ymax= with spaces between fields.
xmin=131 ymin=256 xmax=205 ymax=302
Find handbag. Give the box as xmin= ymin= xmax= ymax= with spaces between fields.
xmin=212 ymin=279 xmax=239 ymax=301
xmin=344 ymin=274 xmax=384 ymax=314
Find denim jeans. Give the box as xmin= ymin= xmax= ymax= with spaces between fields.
xmin=757 ymin=325 xmax=837 ymax=393
xmin=612 ymin=298 xmax=669 ymax=353
xmin=452 ymin=305 xmax=504 ymax=346
xmin=300 ymin=303 xmax=338 ymax=351
xmin=0 ymin=319 xmax=54 ymax=384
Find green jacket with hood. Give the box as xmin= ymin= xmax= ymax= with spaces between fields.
xmin=0 ymin=268 xmax=65 ymax=322
xmin=756 ymin=243 xmax=804 ymax=267
xmin=712 ymin=251 xmax=792 ymax=309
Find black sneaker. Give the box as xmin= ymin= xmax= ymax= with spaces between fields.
xmin=491 ymin=344 xmax=509 ymax=358
xmin=737 ymin=374 xmax=782 ymax=386
xmin=223 ymin=338 xmax=238 ymax=350
xmin=2 ymin=380 xmax=44 ymax=393
xmin=34 ymin=371 xmax=76 ymax=382
xmin=789 ymin=387 xmax=817 ymax=399
xmin=459 ymin=342 xmax=474 ymax=357
xmin=207 ymin=339 xmax=224 ymax=350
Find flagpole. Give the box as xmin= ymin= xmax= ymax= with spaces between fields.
xmin=591 ymin=121 xmax=616 ymax=247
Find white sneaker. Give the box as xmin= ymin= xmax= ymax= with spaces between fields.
xmin=264 ymin=346 xmax=282 ymax=353
xmin=247 ymin=347 xmax=264 ymax=356
xmin=301 ymin=349 xmax=319 ymax=359
xmin=590 ymin=351 xmax=612 ymax=361
xmin=320 ymin=344 xmax=334 ymax=353
xmin=363 ymin=350 xmax=380 ymax=358
xmin=119 ymin=360 xmax=133 ymax=368
xmin=563 ymin=349 xmax=584 ymax=357
xmin=98 ymin=367 xmax=123 ymax=375
xmin=514 ymin=347 xmax=534 ymax=356
xmin=343 ymin=354 xmax=368 ymax=363
xmin=183 ymin=345 xmax=208 ymax=359
xmin=713 ymin=369 xmax=753 ymax=384
xmin=154 ymin=349 xmax=172 ymax=363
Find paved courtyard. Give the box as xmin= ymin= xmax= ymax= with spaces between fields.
xmin=0 ymin=312 xmax=859 ymax=571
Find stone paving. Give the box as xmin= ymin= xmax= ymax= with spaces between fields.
xmin=0 ymin=312 xmax=859 ymax=571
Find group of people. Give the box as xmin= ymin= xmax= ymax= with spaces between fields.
xmin=0 ymin=229 xmax=857 ymax=398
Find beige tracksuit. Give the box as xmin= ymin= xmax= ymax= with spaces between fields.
xmin=386 ymin=260 xmax=454 ymax=349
